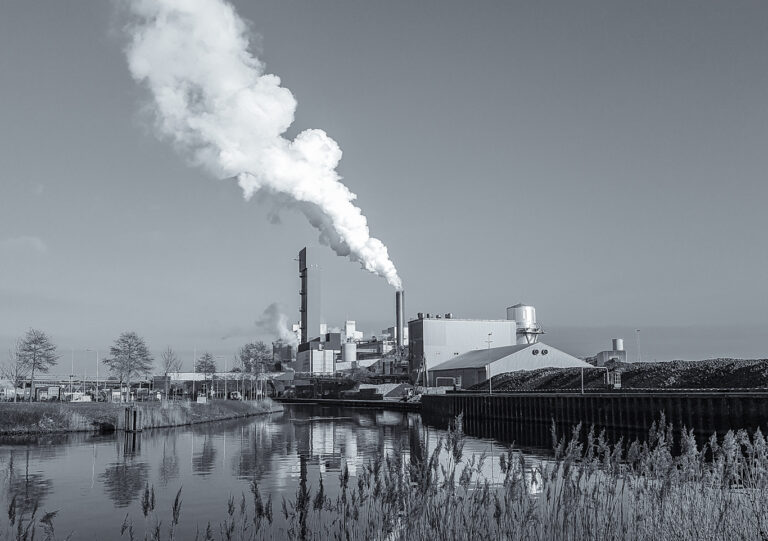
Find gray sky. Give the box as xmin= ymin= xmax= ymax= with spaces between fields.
xmin=1 ymin=0 xmax=767 ymax=372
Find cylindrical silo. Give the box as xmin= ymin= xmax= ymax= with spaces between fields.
xmin=612 ymin=338 xmax=624 ymax=351
xmin=513 ymin=304 xmax=536 ymax=329
xmin=342 ymin=342 xmax=357 ymax=363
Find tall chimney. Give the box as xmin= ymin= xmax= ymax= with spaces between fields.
xmin=395 ymin=290 xmax=405 ymax=349
xmin=298 ymin=247 xmax=322 ymax=344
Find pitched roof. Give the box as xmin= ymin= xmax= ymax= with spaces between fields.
xmin=431 ymin=344 xmax=535 ymax=371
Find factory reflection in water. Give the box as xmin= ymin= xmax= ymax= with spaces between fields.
xmin=0 ymin=405 xmax=543 ymax=539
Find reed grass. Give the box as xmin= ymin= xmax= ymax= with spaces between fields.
xmin=5 ymin=414 xmax=768 ymax=540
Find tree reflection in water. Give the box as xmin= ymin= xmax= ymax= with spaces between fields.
xmin=233 ymin=419 xmax=287 ymax=480
xmin=192 ymin=435 xmax=216 ymax=476
xmin=6 ymin=449 xmax=53 ymax=514
xmin=101 ymin=435 xmax=149 ymax=508
xmin=158 ymin=436 xmax=179 ymax=486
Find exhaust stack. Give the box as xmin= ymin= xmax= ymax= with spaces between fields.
xmin=395 ymin=290 xmax=405 ymax=349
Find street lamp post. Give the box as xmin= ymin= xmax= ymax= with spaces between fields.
xmin=70 ymin=349 xmax=75 ymax=397
xmin=86 ymin=349 xmax=98 ymax=399
xmin=486 ymin=333 xmax=493 ymax=394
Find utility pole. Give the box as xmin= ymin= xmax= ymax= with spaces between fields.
xmin=486 ymin=333 xmax=493 ymax=394
xmin=86 ymin=349 xmax=98 ymax=400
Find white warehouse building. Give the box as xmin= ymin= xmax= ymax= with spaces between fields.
xmin=429 ymin=342 xmax=591 ymax=388
xmin=408 ymin=304 xmax=570 ymax=385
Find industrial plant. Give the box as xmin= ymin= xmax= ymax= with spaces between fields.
xmin=294 ymin=247 xmax=408 ymax=377
xmin=290 ymin=247 xmax=599 ymax=391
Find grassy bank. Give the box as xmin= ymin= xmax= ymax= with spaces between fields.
xmin=0 ymin=399 xmax=280 ymax=435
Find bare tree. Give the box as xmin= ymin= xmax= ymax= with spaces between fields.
xmin=17 ymin=329 xmax=60 ymax=401
xmin=239 ymin=341 xmax=271 ymax=373
xmin=160 ymin=346 xmax=182 ymax=399
xmin=238 ymin=341 xmax=272 ymax=399
xmin=1 ymin=340 xmax=28 ymax=402
xmin=195 ymin=352 xmax=216 ymax=397
xmin=103 ymin=332 xmax=154 ymax=402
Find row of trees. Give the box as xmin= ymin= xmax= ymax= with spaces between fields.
xmin=193 ymin=341 xmax=277 ymax=398
xmin=1 ymin=328 xmax=282 ymax=401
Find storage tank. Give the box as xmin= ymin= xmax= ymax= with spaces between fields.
xmin=612 ymin=338 xmax=624 ymax=351
xmin=342 ymin=342 xmax=357 ymax=363
xmin=507 ymin=303 xmax=541 ymax=344
xmin=507 ymin=304 xmax=536 ymax=328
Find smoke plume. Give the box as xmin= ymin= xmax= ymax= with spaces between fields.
xmin=123 ymin=0 xmax=402 ymax=289
xmin=255 ymin=303 xmax=298 ymax=347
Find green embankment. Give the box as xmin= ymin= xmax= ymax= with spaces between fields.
xmin=0 ymin=399 xmax=280 ymax=435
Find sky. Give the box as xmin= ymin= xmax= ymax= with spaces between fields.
xmin=1 ymin=0 xmax=767 ymax=372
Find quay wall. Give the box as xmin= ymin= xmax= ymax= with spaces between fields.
xmin=275 ymin=397 xmax=421 ymax=412
xmin=421 ymin=391 xmax=768 ymax=447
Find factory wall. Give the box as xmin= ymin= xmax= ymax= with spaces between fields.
xmin=586 ymin=339 xmax=628 ymax=366
xmin=593 ymin=350 xmax=627 ymax=366
xmin=408 ymin=318 xmax=517 ymax=381
xmin=296 ymin=348 xmax=338 ymax=374
xmin=432 ymin=368 xmax=486 ymax=388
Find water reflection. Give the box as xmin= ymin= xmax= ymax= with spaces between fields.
xmin=100 ymin=460 xmax=149 ymax=508
xmin=158 ymin=436 xmax=179 ymax=487
xmin=0 ymin=405 xmax=544 ymax=540
xmin=233 ymin=420 xmax=286 ymax=480
xmin=121 ymin=432 xmax=142 ymax=457
xmin=192 ymin=435 xmax=217 ymax=476
xmin=6 ymin=449 xmax=53 ymax=513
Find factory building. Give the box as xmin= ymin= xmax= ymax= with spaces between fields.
xmin=296 ymin=332 xmax=342 ymax=374
xmin=430 ymin=342 xmax=591 ymax=388
xmin=587 ymin=338 xmax=627 ymax=367
xmin=408 ymin=314 xmax=518 ymax=384
xmin=295 ymin=248 xmax=409 ymax=375
xmin=381 ymin=326 xmax=409 ymax=346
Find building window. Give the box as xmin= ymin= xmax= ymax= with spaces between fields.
xmin=542 ymin=349 xmax=549 ymax=355
xmin=532 ymin=349 xmax=539 ymax=355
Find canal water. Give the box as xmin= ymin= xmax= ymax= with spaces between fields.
xmin=0 ymin=405 xmax=542 ymax=540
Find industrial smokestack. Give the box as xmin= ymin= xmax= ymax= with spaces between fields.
xmin=395 ymin=290 xmax=405 ymax=349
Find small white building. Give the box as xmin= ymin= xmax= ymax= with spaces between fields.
xmin=429 ymin=342 xmax=591 ymax=388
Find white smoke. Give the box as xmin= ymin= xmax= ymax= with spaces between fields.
xmin=123 ymin=0 xmax=402 ymax=289
xmin=255 ymin=303 xmax=298 ymax=347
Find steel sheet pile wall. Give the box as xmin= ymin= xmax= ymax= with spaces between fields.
xmin=421 ymin=392 xmax=768 ymax=449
